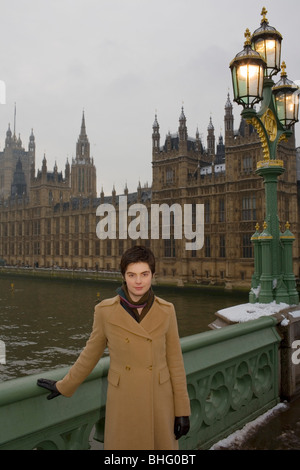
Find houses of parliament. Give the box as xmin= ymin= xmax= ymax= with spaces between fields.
xmin=0 ymin=96 xmax=299 ymax=289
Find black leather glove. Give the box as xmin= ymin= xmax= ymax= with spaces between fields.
xmin=37 ymin=378 xmax=61 ymax=400
xmin=174 ymin=416 xmax=190 ymax=440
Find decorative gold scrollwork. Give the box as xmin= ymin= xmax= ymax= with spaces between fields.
xmin=246 ymin=117 xmax=270 ymax=160
xmin=261 ymin=109 xmax=277 ymax=142
xmin=278 ymin=133 xmax=288 ymax=145
xmin=257 ymin=159 xmax=284 ymax=169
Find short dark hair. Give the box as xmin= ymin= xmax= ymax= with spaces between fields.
xmin=120 ymin=245 xmax=156 ymax=276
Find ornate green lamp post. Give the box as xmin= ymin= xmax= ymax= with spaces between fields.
xmin=230 ymin=8 xmax=299 ymax=304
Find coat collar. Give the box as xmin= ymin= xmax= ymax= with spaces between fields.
xmin=106 ymin=295 xmax=167 ymax=338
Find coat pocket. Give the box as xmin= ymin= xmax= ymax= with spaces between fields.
xmin=159 ymin=366 xmax=170 ymax=384
xmin=108 ymin=368 xmax=120 ymax=387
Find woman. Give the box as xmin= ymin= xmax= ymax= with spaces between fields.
xmin=37 ymin=246 xmax=190 ymax=450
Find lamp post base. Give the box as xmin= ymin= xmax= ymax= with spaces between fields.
xmin=249 ymin=164 xmax=299 ymax=305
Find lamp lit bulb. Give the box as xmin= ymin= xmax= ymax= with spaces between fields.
xmin=256 ymin=39 xmax=276 ymax=56
xmin=238 ymin=64 xmax=259 ymax=80
xmin=286 ymin=96 xmax=294 ymax=113
xmin=265 ymin=40 xmax=276 ymax=52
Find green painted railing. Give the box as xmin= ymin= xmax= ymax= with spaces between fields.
xmin=0 ymin=316 xmax=281 ymax=450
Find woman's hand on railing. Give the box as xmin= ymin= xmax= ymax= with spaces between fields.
xmin=37 ymin=378 xmax=61 ymax=400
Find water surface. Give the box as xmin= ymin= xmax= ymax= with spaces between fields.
xmin=0 ymin=276 xmax=247 ymax=381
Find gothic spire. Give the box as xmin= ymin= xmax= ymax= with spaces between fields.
xmin=178 ymin=106 xmax=187 ymax=142
xmin=76 ymin=111 xmax=90 ymax=161
xmin=225 ymin=93 xmax=232 ymax=109
xmin=13 ymin=103 xmax=16 ymax=138
xmin=208 ymin=116 xmax=214 ymax=130
xmin=80 ymin=110 xmax=87 ymax=138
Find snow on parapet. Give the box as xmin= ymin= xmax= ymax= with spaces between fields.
xmin=216 ymin=301 xmax=290 ymax=323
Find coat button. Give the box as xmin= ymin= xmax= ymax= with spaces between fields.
xmin=125 ymin=337 xmax=130 ymax=343
xmin=125 ymin=365 xmax=131 ymax=371
xmin=148 ymin=365 xmax=152 ymax=371
xmin=147 ymin=338 xmax=152 ymax=342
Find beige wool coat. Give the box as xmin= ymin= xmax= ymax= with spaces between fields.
xmin=56 ymin=295 xmax=191 ymax=450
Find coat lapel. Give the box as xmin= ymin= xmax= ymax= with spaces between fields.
xmin=108 ymin=297 xmax=165 ymax=338
xmin=140 ymin=298 xmax=166 ymax=334
xmin=108 ymin=300 xmax=152 ymax=339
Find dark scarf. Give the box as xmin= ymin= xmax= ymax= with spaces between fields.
xmin=116 ymin=282 xmax=154 ymax=323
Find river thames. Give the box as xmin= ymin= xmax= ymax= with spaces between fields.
xmin=0 ymin=275 xmax=248 ymax=382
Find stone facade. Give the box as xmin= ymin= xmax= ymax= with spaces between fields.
xmin=0 ymin=98 xmax=299 ymax=288
xmin=150 ymin=96 xmax=299 ymax=288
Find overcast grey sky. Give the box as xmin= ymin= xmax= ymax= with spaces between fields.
xmin=1 ymin=0 xmax=299 ymax=194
